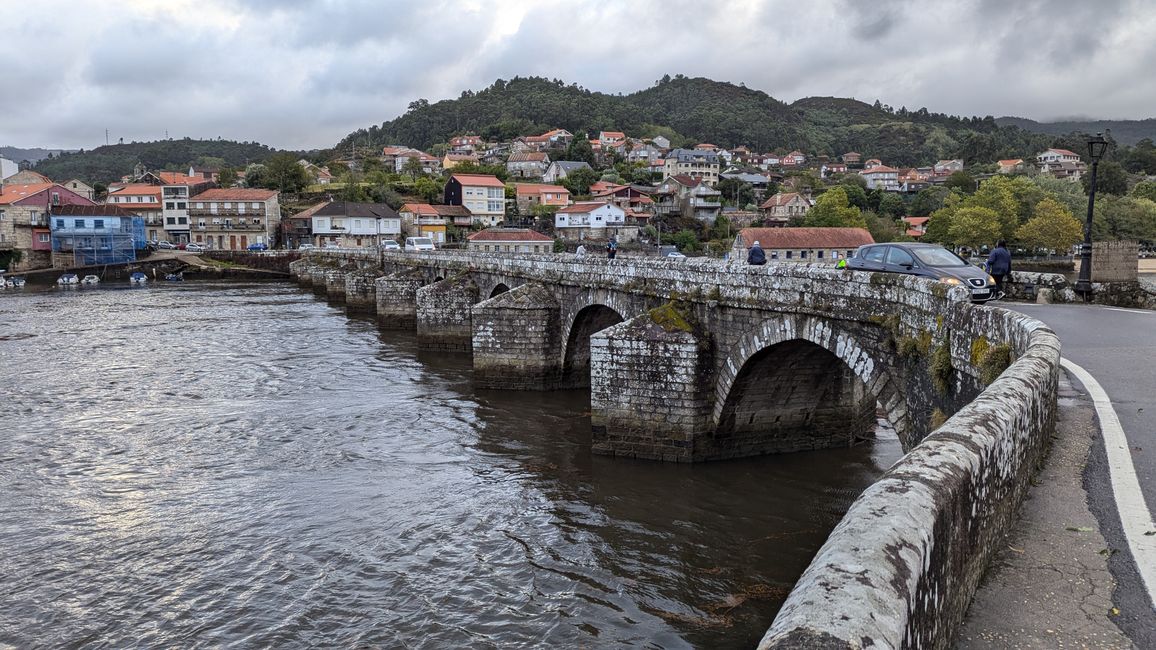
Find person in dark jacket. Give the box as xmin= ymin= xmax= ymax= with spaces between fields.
xmin=747 ymin=240 xmax=767 ymax=265
xmin=986 ymin=239 xmax=1012 ymax=298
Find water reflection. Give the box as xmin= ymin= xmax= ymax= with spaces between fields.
xmin=0 ymin=282 xmax=900 ymax=649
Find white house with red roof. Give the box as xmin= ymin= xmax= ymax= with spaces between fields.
xmin=514 ymin=183 xmax=570 ymax=213
xmin=860 ymin=165 xmax=901 ymax=191
xmin=444 ymin=174 xmax=507 ymax=227
xmin=467 ymin=228 xmax=554 ymax=253
xmin=997 ymin=159 xmax=1026 ymax=174
xmin=449 ymin=135 xmax=482 ymax=153
xmin=554 ymin=201 xmax=627 ymax=241
xmin=188 ymin=188 xmax=280 ymax=250
xmin=1036 ymin=148 xmax=1081 ymax=165
xmin=901 ymin=216 xmax=930 ymax=238
xmin=781 ymin=151 xmax=807 ymax=167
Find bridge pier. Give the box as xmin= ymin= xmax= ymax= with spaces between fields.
xmin=375 ymin=270 xmax=424 ymax=329
xmin=416 ymin=273 xmax=480 ymax=351
xmin=309 ymin=266 xmax=330 ymax=294
xmin=344 ymin=271 xmax=379 ymax=314
xmin=472 ymin=283 xmax=562 ymax=389
xmin=325 ymin=265 xmax=355 ymax=301
xmin=589 ymin=311 xmax=714 ymax=462
xmin=288 ymin=258 xmax=309 ymax=281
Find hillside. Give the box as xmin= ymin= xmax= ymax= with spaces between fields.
xmin=336 ymin=75 xmax=1069 ymax=167
xmin=1 ymin=146 xmax=75 ymax=164
xmin=995 ymin=117 xmax=1156 ymax=146
xmin=30 ymin=139 xmax=286 ymax=184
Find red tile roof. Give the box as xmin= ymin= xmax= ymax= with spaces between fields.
xmin=902 ymin=216 xmax=930 ymax=225
xmin=468 ymin=228 xmax=553 ymax=242
xmin=108 ymin=184 xmax=162 ymax=196
xmin=515 ymin=183 xmax=569 ymax=196
xmin=1047 ymin=148 xmax=1079 ymax=157
xmin=51 ymin=204 xmax=139 ymax=217
xmin=737 ymin=227 xmax=874 ymax=249
xmin=191 ymin=188 xmax=278 ymax=201
xmin=507 ymin=152 xmax=548 ymax=162
xmin=450 ymin=173 xmax=505 ymax=188
xmin=400 ymin=203 xmax=439 ymax=216
xmin=556 ymin=201 xmax=613 ymax=214
xmin=860 ymin=165 xmax=899 ymax=174
xmin=600 ymin=131 xmax=626 ymax=140
xmin=759 ymin=192 xmax=811 ymax=209
xmin=0 ymin=183 xmax=54 ymax=204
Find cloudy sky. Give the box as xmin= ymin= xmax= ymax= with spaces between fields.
xmin=4 ymin=0 xmax=1154 ymax=152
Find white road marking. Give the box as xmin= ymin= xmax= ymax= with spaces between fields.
xmin=1102 ymin=307 xmax=1153 ymax=315
xmin=1063 ymin=358 xmax=1156 ymax=611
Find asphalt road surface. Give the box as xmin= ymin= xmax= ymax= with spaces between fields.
xmin=1010 ymin=302 xmax=1156 ymax=643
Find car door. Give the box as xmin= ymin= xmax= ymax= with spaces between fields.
xmin=883 ymin=246 xmax=920 ymax=275
xmin=854 ymin=245 xmax=888 ymax=271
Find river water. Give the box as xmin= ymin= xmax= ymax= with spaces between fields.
xmin=0 ymin=281 xmax=901 ymax=649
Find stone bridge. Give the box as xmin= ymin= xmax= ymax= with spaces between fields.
xmin=289 ymin=250 xmax=1060 ymax=649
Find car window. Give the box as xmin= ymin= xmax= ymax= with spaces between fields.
xmin=862 ymin=246 xmax=886 ymax=263
xmin=886 ymin=247 xmax=915 ymax=266
xmin=911 ymin=247 xmax=968 ymax=267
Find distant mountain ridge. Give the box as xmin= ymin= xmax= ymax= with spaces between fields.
xmin=335 ymin=75 xmax=1092 ymax=168
xmin=1 ymin=146 xmax=76 ymax=164
xmin=994 ymin=117 xmax=1156 ymax=146
xmin=28 ymin=139 xmax=288 ymax=185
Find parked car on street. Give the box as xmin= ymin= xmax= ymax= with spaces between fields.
xmin=298 ymin=243 xmax=315 ymax=250
xmin=404 ymin=236 xmax=435 ymax=252
xmin=185 ymin=243 xmax=206 ymax=253
xmin=157 ymin=241 xmax=176 ymax=250
xmin=380 ymin=240 xmax=401 ymax=251
xmin=247 ymin=242 xmax=268 ymax=251
xmin=843 ymin=242 xmax=997 ymax=302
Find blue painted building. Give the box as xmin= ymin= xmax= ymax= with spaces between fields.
xmin=50 ymin=204 xmax=146 ymax=267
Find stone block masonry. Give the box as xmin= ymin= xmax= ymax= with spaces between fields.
xmin=416 ymin=273 xmax=479 ymax=352
xmin=472 ymin=283 xmax=563 ymax=390
xmin=344 ymin=271 xmax=379 ymax=314
xmin=309 ymin=266 xmax=329 ymax=295
xmin=375 ymin=270 xmax=424 ymax=329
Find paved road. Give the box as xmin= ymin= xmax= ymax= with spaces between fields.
xmin=1010 ymin=302 xmax=1156 ymax=643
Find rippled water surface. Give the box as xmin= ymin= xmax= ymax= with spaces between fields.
xmin=0 ymin=281 xmax=901 ymax=648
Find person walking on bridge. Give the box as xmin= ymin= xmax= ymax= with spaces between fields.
xmin=747 ymin=240 xmax=767 ymax=266
xmin=607 ymin=236 xmax=618 ymax=260
xmin=986 ymin=239 xmax=1011 ymax=299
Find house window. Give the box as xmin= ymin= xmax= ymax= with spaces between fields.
xmin=224 ymin=202 xmax=232 ymax=209
xmin=55 ymin=218 xmax=64 ymax=229
xmin=75 ymin=219 xmax=85 ymax=228
xmin=38 ymin=233 xmax=50 ymax=243
xmin=817 ymin=250 xmax=824 ymax=259
xmin=786 ymin=251 xmax=793 ymax=259
xmin=801 ymin=250 xmax=808 ymax=259
xmin=177 ymin=202 xmax=186 ymax=209
xmin=93 ymin=219 xmax=104 ymax=229
xmin=196 ymin=202 xmax=204 ymax=209
xmin=251 ymin=202 xmax=260 ymax=209
xmin=166 ymin=202 xmax=176 ymax=210
xmin=178 ymin=217 xmax=187 ymax=224
xmin=167 ymin=217 xmax=176 ymax=225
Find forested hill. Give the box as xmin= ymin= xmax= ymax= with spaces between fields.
xmin=1 ymin=146 xmax=75 ymax=165
xmin=335 ymin=75 xmax=1079 ymax=167
xmin=995 ymin=116 xmax=1156 ymax=146
xmin=30 ymin=139 xmax=285 ymax=184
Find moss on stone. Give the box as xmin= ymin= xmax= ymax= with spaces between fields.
xmin=970 ymin=336 xmax=991 ymax=366
xmin=930 ymin=338 xmax=954 ymax=397
xmin=929 ymin=408 xmax=948 ymax=430
xmin=930 ymin=282 xmax=950 ymax=299
xmin=649 ymin=302 xmax=694 ymax=333
xmin=707 ymin=286 xmax=722 ymax=301
xmin=978 ymin=343 xmax=1013 ymax=385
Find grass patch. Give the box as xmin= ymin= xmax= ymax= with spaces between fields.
xmin=649 ymin=301 xmax=695 ymax=333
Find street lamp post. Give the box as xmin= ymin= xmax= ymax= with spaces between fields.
xmin=1075 ymin=132 xmax=1109 ymax=299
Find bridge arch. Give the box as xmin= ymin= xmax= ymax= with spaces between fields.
xmin=714 ymin=314 xmax=912 ymax=449
xmin=561 ymin=304 xmax=625 ymax=387
xmin=488 ymin=283 xmax=510 ymax=298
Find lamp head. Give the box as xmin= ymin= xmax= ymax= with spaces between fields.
xmin=1088 ymin=132 xmax=1108 ymax=162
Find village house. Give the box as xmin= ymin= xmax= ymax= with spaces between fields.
xmin=392 ymin=149 xmax=441 ymax=175
xmin=310 ymin=201 xmax=400 ymax=249
xmin=159 ymin=174 xmax=215 ymax=244
xmin=188 ymin=188 xmax=280 ymax=250
xmin=444 ymin=174 xmax=506 ymax=227
xmin=514 ymin=183 xmax=571 ymax=214
xmin=598 ymin=131 xmax=626 ymax=148
xmin=662 ymin=149 xmax=720 ymax=185
xmin=732 ymin=227 xmax=874 ymax=263
xmin=860 ymin=165 xmax=901 ymax=191
xmin=759 ymin=192 xmax=813 ymax=225
xmin=398 ymin=203 xmax=448 ymax=244
xmin=1036 ymin=148 xmax=1081 ymax=165
xmin=283 ymin=202 xmax=325 ymax=249
xmin=0 ymin=181 xmax=94 ymax=270
xmin=625 ymin=141 xmax=663 ymax=164
xmin=842 ymin=152 xmax=862 ymax=166
xmin=820 ymin=162 xmax=847 ymax=178
xmin=49 ymin=204 xmax=145 ymax=268
xmin=780 ymin=151 xmax=807 ymax=167
xmin=506 ymin=151 xmax=550 ymax=178
xmin=554 ymin=201 xmax=630 ymax=241
xmin=442 ymin=153 xmax=480 ymax=170
xmin=997 ymin=159 xmax=1026 ymax=174
xmin=467 ymin=227 xmax=554 ymax=253
xmin=591 ymin=183 xmax=654 ymax=214
xmin=542 ymin=160 xmax=593 ymax=184
xmin=449 ymin=135 xmax=482 ymax=154
xmin=107 ymin=184 xmax=164 ymax=239
xmin=2 ymin=170 xmax=51 ymax=186
xmin=1036 ymin=148 xmax=1086 ymax=181
xmin=298 ymin=159 xmax=334 ymax=185
xmin=902 ymin=216 xmax=930 ymax=238
xmin=933 ymin=159 xmax=965 ymax=175
xmin=62 ymin=179 xmax=96 ymax=201
xmin=649 ymin=135 xmax=671 ymax=150
xmin=433 ymin=204 xmax=474 ymax=232
xmin=863 ymin=158 xmax=883 ymax=169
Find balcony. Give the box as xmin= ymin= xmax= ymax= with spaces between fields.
xmin=189 ymin=208 xmax=268 ymax=218
xmin=192 ymin=222 xmax=266 ymax=231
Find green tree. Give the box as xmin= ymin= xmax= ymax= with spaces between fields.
xmin=945 ymin=171 xmax=976 ymax=193
xmin=910 ymin=186 xmax=950 ymax=216
xmin=838 ymin=180 xmax=869 ymax=210
xmin=877 ymin=192 xmax=907 ymax=219
xmin=1081 ymin=160 xmax=1128 ymax=196
xmin=711 ymin=214 xmax=733 ymax=241
xmin=716 ymin=177 xmax=754 ymax=207
xmin=948 ymin=206 xmax=1002 ymax=250
xmin=565 ymin=137 xmax=596 ymax=167
xmin=863 ymin=210 xmax=909 ymax=243
xmin=216 ymin=166 xmax=240 ymax=188
xmin=1131 ymin=180 xmax=1156 ymax=203
xmin=802 ymin=186 xmax=865 ymax=228
xmin=401 ymin=156 xmax=426 ymax=179
xmin=671 ymin=229 xmax=699 ymax=252
xmin=561 ymin=166 xmax=598 ymax=196
xmin=258 ymin=153 xmax=310 ymax=193
xmin=966 ymin=177 xmax=1019 ymax=239
xmin=1016 ymin=197 xmax=1082 ymax=252
xmin=414 ymin=176 xmax=442 ymax=203
xmin=922 ymin=207 xmax=954 ymax=244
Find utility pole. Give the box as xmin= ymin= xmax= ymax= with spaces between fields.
xmin=105 ymin=129 xmax=109 ymax=145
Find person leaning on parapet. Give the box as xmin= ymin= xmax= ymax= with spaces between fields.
xmin=575 ymin=243 xmax=587 ymax=259
xmin=747 ymin=239 xmax=767 ymax=266
xmin=986 ymin=239 xmax=1012 ymax=299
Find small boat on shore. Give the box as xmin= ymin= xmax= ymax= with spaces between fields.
xmin=58 ymin=273 xmax=79 ymax=286
xmin=81 ymin=275 xmax=101 ymax=286
xmin=130 ymin=272 xmax=148 ymax=285
xmin=164 ymin=272 xmax=184 ymax=282
xmin=6 ymin=276 xmax=26 ymax=288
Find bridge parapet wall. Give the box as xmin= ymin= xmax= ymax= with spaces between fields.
xmin=759 ymin=308 xmax=1059 ymax=650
